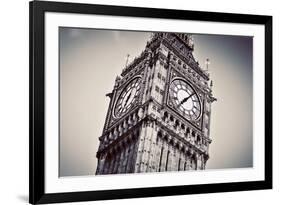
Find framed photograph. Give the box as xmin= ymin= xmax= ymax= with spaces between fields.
xmin=29 ymin=0 xmax=272 ymax=204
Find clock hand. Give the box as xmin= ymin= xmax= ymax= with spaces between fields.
xmin=178 ymin=93 xmax=195 ymax=106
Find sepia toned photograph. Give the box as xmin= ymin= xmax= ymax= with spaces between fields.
xmin=30 ymin=2 xmax=272 ymax=203
xmin=59 ymin=28 xmax=253 ymax=177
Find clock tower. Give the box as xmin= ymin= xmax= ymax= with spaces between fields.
xmin=96 ymin=32 xmax=216 ymax=175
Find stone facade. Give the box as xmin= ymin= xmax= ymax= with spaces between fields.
xmin=96 ymin=32 xmax=216 ymax=175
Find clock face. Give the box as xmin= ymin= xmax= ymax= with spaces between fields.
xmin=169 ymin=79 xmax=201 ymax=121
xmin=114 ymin=77 xmax=142 ymax=118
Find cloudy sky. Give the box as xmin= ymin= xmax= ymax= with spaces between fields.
xmin=59 ymin=27 xmax=253 ymax=177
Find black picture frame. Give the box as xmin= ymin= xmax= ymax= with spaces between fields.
xmin=29 ymin=0 xmax=272 ymax=204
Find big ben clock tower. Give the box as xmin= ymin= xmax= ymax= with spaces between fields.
xmin=96 ymin=32 xmax=216 ymax=175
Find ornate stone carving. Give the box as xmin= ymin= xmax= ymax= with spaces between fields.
xmin=96 ymin=32 xmax=215 ymax=175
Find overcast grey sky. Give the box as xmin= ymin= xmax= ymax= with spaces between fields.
xmin=59 ymin=28 xmax=253 ymax=177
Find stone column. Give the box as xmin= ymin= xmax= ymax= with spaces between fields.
xmin=130 ymin=141 xmax=139 ymax=173
xmin=184 ymin=148 xmax=190 ymax=171
xmin=140 ymin=132 xmax=149 ymax=172
xmin=135 ymin=124 xmax=146 ymax=172
xmin=148 ymin=128 xmax=159 ymax=172
xmin=166 ymin=145 xmax=172 ymax=171
xmin=96 ymin=153 xmax=107 ymax=174
xmin=113 ymin=149 xmax=121 ymax=174
xmin=140 ymin=122 xmax=154 ymax=172
xmin=146 ymin=122 xmax=158 ymax=172
xmin=173 ymin=144 xmax=180 ymax=171
xmin=190 ymin=155 xmax=196 ymax=170
xmin=118 ymin=145 xmax=126 ymax=173
xmin=155 ymin=136 xmax=164 ymax=172
xmin=121 ymin=140 xmax=130 ymax=173
xmin=178 ymin=144 xmax=184 ymax=171
xmin=126 ymin=140 xmax=135 ymax=173
xmin=179 ymin=151 xmax=185 ymax=171
xmin=108 ymin=151 xmax=116 ymax=174
xmin=102 ymin=156 xmax=109 ymax=174
xmin=197 ymin=153 xmax=203 ymax=170
xmin=166 ymin=137 xmax=174 ymax=171
xmin=104 ymin=156 xmax=112 ymax=174
xmin=160 ymin=140 xmax=169 ymax=172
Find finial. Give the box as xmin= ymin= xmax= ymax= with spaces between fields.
xmin=205 ymin=58 xmax=210 ymax=71
xmin=149 ymin=32 xmax=154 ymax=40
xmin=115 ymin=75 xmax=121 ymax=86
xmin=188 ymin=35 xmax=194 ymax=49
xmin=125 ymin=54 xmax=130 ymax=67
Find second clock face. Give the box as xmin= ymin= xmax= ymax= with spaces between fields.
xmin=169 ymin=79 xmax=202 ymax=121
xmin=114 ymin=77 xmax=142 ymax=118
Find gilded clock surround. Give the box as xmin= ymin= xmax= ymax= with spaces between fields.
xmin=169 ymin=78 xmax=202 ymax=121
xmin=113 ymin=77 xmax=142 ymax=119
xmin=166 ymin=71 xmax=206 ymax=130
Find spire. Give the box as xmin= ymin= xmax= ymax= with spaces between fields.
xmin=125 ymin=54 xmax=130 ymax=68
xmin=114 ymin=75 xmax=121 ymax=88
xmin=205 ymin=58 xmax=210 ymax=71
xmin=149 ymin=32 xmax=154 ymax=41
